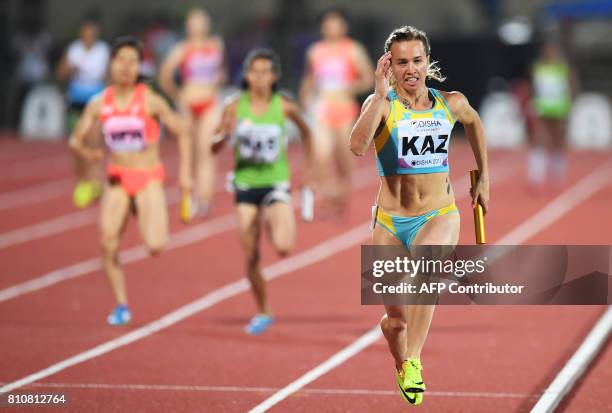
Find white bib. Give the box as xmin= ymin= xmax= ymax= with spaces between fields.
xmin=397 ymin=118 xmax=452 ymax=169
xmin=103 ymin=116 xmax=147 ymax=153
xmin=236 ymin=121 xmax=282 ymax=163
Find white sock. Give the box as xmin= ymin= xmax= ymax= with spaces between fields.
xmin=551 ymin=150 xmax=566 ymax=184
xmin=528 ymin=147 xmax=548 ymax=186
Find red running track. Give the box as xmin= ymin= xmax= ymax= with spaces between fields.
xmin=0 ymin=136 xmax=610 ymax=412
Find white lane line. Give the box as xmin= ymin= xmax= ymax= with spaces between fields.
xmin=0 ymin=161 xmax=515 ymax=393
xmin=248 ymin=161 xmax=612 ymax=412
xmin=0 ymin=179 xmax=74 ymax=211
xmin=497 ymin=159 xmax=612 ymax=245
xmin=0 ymin=156 xmax=180 ymax=212
xmin=0 ymin=223 xmax=371 ymax=395
xmin=0 ymin=164 xmax=380 ymax=303
xmin=0 ymin=161 xmax=372 ymax=250
xmin=248 ymin=327 xmax=381 ymax=413
xmin=0 ymin=214 xmax=236 ymax=303
xmin=530 ymin=306 xmax=612 ymax=413
xmin=2 ymin=381 xmax=536 ymax=399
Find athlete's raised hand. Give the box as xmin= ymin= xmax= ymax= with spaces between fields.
xmin=374 ymin=52 xmax=392 ymax=99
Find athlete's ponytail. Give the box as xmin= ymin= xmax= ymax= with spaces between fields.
xmin=384 ymin=26 xmax=446 ymax=83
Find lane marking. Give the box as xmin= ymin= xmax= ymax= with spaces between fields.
xmin=530 ymin=306 xmax=612 ymax=413
xmin=0 ymin=223 xmax=371 ymax=394
xmin=1 ymin=381 xmax=536 ymax=399
xmin=0 ymin=161 xmax=516 ymax=394
xmin=0 ymin=162 xmax=372 ymax=250
xmin=248 ymin=161 xmax=612 ymax=412
xmin=0 ymin=165 xmax=378 ymax=301
xmin=248 ymin=327 xmax=381 ymax=413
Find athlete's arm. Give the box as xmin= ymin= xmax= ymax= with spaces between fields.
xmin=214 ymin=37 xmax=228 ymax=86
xmin=148 ymin=91 xmax=192 ymax=192
xmin=68 ymin=97 xmax=103 ymax=161
xmin=351 ymin=42 xmax=375 ymax=95
xmin=282 ymin=97 xmax=314 ymax=176
xmin=445 ymin=91 xmax=489 ymax=213
xmin=349 ymin=52 xmax=391 ymax=156
xmin=299 ymin=47 xmax=315 ymax=109
xmin=211 ymin=98 xmax=239 ymax=154
xmin=158 ymin=43 xmax=184 ymax=101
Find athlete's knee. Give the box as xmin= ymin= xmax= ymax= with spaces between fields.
xmin=275 ymin=243 xmax=292 ymax=258
xmin=245 ymin=249 xmax=260 ymax=270
xmin=381 ymin=313 xmax=407 ymax=333
xmin=146 ymin=236 xmax=166 ymax=256
xmin=100 ymin=234 xmax=119 ymax=257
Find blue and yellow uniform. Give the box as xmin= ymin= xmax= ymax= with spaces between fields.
xmin=372 ymin=88 xmax=458 ymax=247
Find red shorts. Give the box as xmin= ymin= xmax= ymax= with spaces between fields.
xmin=316 ymin=100 xmax=359 ymax=128
xmin=107 ymin=164 xmax=165 ymax=196
xmin=189 ymin=99 xmax=215 ymax=118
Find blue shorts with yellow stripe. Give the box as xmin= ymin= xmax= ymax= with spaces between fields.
xmin=372 ymin=203 xmax=458 ymax=248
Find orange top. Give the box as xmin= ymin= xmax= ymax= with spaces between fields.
xmin=100 ymin=83 xmax=160 ymax=153
xmin=180 ymin=42 xmax=223 ymax=85
xmin=310 ymin=39 xmax=357 ymax=92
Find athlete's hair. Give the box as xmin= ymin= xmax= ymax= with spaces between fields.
xmin=240 ymin=48 xmax=282 ymax=91
xmin=384 ymin=26 xmax=445 ymax=83
xmin=317 ymin=6 xmax=350 ymax=26
xmin=110 ymin=36 xmax=143 ymax=61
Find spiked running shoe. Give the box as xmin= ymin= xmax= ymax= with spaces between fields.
xmin=245 ymin=314 xmax=273 ymax=335
xmin=107 ymin=304 xmax=131 ymax=326
xmin=396 ymin=372 xmax=423 ymax=406
xmin=400 ymin=358 xmax=426 ymax=393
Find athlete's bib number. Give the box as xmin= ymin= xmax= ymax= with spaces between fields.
xmin=534 ymin=73 xmax=568 ymax=101
xmin=237 ymin=122 xmax=282 ymax=163
xmin=397 ymin=119 xmax=450 ymax=169
xmin=103 ymin=116 xmax=147 ymax=153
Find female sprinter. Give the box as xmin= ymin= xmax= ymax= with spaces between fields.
xmin=350 ymin=26 xmax=489 ymax=406
xmin=213 ymin=49 xmax=313 ymax=335
xmin=70 ymin=37 xmax=191 ymax=326
xmin=300 ymin=7 xmax=373 ymax=215
xmin=159 ymin=8 xmax=225 ymax=219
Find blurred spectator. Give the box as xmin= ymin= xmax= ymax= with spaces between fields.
xmin=7 ymin=24 xmax=52 ymax=127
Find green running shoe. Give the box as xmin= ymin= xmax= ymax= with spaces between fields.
xmin=73 ymin=180 xmax=101 ymax=208
xmin=396 ymin=371 xmax=423 ymax=406
xmin=400 ymin=358 xmax=426 ymax=393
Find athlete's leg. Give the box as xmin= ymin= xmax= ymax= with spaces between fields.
xmin=549 ymin=118 xmax=567 ymax=185
xmin=99 ymin=184 xmax=131 ymax=305
xmin=405 ymin=212 xmax=460 ymax=358
xmin=73 ymin=118 xmax=102 ymax=207
xmin=236 ymin=203 xmax=269 ymax=314
xmin=134 ymin=180 xmax=168 ymax=255
xmin=264 ymin=201 xmax=295 ymax=257
xmin=311 ymin=116 xmax=336 ymax=211
xmin=374 ymin=223 xmax=409 ymax=370
xmin=194 ymin=106 xmax=221 ymax=213
xmin=331 ymin=121 xmax=356 ymax=211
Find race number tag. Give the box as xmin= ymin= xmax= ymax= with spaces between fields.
xmin=236 ymin=121 xmax=282 ymax=163
xmin=397 ymin=118 xmax=451 ymax=169
xmin=103 ymin=116 xmax=147 ymax=153
xmin=534 ymin=73 xmax=568 ymax=101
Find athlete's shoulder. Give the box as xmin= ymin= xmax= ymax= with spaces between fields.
xmin=438 ymin=90 xmax=469 ymax=109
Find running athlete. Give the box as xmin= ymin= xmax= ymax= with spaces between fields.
xmin=57 ymin=18 xmax=110 ymax=208
xmin=300 ymin=7 xmax=373 ymax=215
xmin=159 ymin=8 xmax=225 ymax=219
xmin=350 ymin=26 xmax=489 ymax=406
xmin=528 ymin=41 xmax=576 ymax=189
xmin=69 ymin=37 xmax=191 ymax=326
xmin=213 ymin=49 xmax=313 ymax=335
